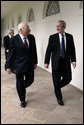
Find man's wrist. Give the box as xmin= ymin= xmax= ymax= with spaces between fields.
xmin=72 ymin=62 xmax=76 ymax=63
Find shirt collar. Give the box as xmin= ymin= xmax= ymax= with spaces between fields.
xmin=59 ymin=32 xmax=65 ymax=37
xmin=9 ymin=34 xmax=11 ymax=38
xmin=19 ymin=33 xmax=27 ymax=40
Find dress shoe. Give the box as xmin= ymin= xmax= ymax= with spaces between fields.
xmin=57 ymin=100 xmax=64 ymax=106
xmin=20 ymin=101 xmax=26 ymax=108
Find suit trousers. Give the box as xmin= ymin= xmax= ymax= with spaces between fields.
xmin=52 ymin=57 xmax=72 ymax=100
xmin=5 ymin=51 xmax=9 ymax=70
xmin=16 ymin=71 xmax=34 ymax=102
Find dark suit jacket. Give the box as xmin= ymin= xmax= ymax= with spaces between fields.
xmin=44 ymin=33 xmax=76 ymax=71
xmin=7 ymin=34 xmax=38 ymax=74
xmin=3 ymin=35 xmax=11 ymax=51
xmin=3 ymin=35 xmax=12 ymax=70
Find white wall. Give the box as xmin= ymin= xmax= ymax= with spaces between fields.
xmin=1 ymin=1 xmax=83 ymax=90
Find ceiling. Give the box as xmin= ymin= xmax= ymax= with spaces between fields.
xmin=1 ymin=1 xmax=34 ymax=19
xmin=1 ymin=1 xmax=19 ymax=19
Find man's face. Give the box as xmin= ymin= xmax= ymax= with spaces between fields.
xmin=21 ymin=24 xmax=30 ymax=36
xmin=56 ymin=22 xmax=65 ymax=33
xmin=10 ymin=32 xmax=14 ymax=37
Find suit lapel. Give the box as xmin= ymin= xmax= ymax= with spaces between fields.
xmin=27 ymin=35 xmax=31 ymax=49
xmin=56 ymin=33 xmax=60 ymax=43
xmin=56 ymin=33 xmax=61 ymax=49
xmin=57 ymin=32 xmax=68 ymax=54
xmin=65 ymin=33 xmax=68 ymax=53
xmin=18 ymin=34 xmax=29 ymax=52
xmin=55 ymin=33 xmax=68 ymax=54
xmin=18 ymin=34 xmax=25 ymax=48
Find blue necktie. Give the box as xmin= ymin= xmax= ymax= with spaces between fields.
xmin=61 ymin=34 xmax=65 ymax=58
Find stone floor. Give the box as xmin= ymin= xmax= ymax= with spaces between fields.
xmin=1 ymin=48 xmax=83 ymax=124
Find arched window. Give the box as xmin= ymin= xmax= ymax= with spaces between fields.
xmin=17 ymin=14 xmax=22 ymax=25
xmin=26 ymin=8 xmax=34 ymax=22
xmin=43 ymin=1 xmax=60 ymax=18
xmin=11 ymin=19 xmax=14 ymax=28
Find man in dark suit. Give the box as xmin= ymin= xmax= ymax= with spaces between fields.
xmin=44 ymin=20 xmax=76 ymax=106
xmin=7 ymin=22 xmax=38 ymax=108
xmin=3 ymin=29 xmax=14 ymax=71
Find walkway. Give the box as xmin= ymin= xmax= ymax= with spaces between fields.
xmin=1 ymin=48 xmax=83 ymax=124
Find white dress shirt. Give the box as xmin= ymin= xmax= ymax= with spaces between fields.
xmin=19 ymin=33 xmax=29 ymax=47
xmin=9 ymin=34 xmax=11 ymax=38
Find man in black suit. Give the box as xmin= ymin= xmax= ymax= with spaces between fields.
xmin=3 ymin=29 xmax=14 ymax=70
xmin=7 ymin=22 xmax=38 ymax=108
xmin=44 ymin=20 xmax=76 ymax=106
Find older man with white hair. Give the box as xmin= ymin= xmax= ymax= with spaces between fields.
xmin=7 ymin=22 xmax=38 ymax=108
xmin=3 ymin=29 xmax=14 ymax=71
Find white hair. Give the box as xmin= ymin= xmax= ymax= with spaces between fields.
xmin=18 ymin=22 xmax=28 ymax=31
xmin=8 ymin=29 xmax=14 ymax=34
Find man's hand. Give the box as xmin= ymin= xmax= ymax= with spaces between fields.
xmin=72 ymin=62 xmax=76 ymax=69
xmin=34 ymin=64 xmax=37 ymax=69
xmin=44 ymin=64 xmax=49 ymax=68
xmin=6 ymin=50 xmax=9 ymax=53
xmin=7 ymin=69 xmax=12 ymax=74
